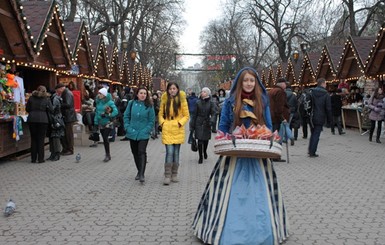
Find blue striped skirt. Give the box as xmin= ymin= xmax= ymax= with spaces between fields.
xmin=192 ymin=156 xmax=289 ymax=245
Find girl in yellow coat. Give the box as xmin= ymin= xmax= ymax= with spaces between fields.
xmin=159 ymin=82 xmax=190 ymax=185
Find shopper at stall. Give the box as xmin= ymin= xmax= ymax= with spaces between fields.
xmin=189 ymin=87 xmax=217 ymax=164
xmin=368 ymin=87 xmax=384 ymax=143
xmin=158 ymin=82 xmax=189 ymax=185
xmin=94 ymin=87 xmax=118 ymax=162
xmin=47 ymin=87 xmax=65 ymax=161
xmin=286 ymin=83 xmax=300 ymax=145
xmin=123 ymin=87 xmax=155 ymax=182
xmin=26 ymin=85 xmax=53 ymax=163
xmin=55 ymin=83 xmax=77 ymax=155
xmin=330 ymin=88 xmax=345 ymax=135
xmin=192 ymin=67 xmax=289 ymax=244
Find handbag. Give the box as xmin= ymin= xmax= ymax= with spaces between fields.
xmin=191 ymin=137 xmax=198 ymax=152
xmin=88 ymin=132 xmax=100 ymax=142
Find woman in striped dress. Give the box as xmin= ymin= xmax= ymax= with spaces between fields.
xmin=192 ymin=67 xmax=289 ymax=245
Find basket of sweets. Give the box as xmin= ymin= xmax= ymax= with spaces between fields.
xmin=214 ymin=124 xmax=282 ymax=159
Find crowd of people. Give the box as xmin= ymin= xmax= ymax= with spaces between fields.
xmin=24 ymin=68 xmax=385 ymax=245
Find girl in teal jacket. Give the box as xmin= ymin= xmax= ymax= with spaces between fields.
xmin=123 ymin=87 xmax=155 ymax=182
xmin=94 ymin=87 xmax=118 ymax=162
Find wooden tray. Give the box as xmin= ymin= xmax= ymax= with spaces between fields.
xmin=214 ymin=139 xmax=282 ymax=158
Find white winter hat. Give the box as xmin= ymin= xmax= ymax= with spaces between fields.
xmin=98 ymin=87 xmax=108 ymax=97
xmin=201 ymin=87 xmax=211 ymax=96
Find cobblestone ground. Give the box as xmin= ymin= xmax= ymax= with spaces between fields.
xmin=0 ymin=127 xmax=385 ymax=245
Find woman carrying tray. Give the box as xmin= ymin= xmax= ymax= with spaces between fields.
xmin=192 ymin=67 xmax=289 ymax=245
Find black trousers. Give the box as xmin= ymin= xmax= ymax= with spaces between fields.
xmin=130 ymin=139 xmax=149 ymax=172
xmin=100 ymin=127 xmax=113 ymax=155
xmin=61 ymin=122 xmax=75 ymax=153
xmin=29 ymin=122 xmax=48 ymax=162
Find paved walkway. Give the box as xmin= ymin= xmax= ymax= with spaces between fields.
xmin=0 ymin=126 xmax=385 ymax=245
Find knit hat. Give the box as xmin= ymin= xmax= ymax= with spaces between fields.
xmin=201 ymin=87 xmax=211 ymax=96
xmin=98 ymin=87 xmax=108 ymax=97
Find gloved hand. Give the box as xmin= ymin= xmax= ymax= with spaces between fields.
xmin=101 ymin=113 xmax=106 ymax=118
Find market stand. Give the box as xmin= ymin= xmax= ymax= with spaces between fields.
xmin=1 ymin=0 xmax=71 ymax=158
xmin=336 ymin=36 xmax=376 ymax=133
xmin=58 ymin=21 xmax=95 ymax=112
xmin=0 ymin=0 xmax=36 ymax=158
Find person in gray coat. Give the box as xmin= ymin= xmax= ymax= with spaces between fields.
xmin=189 ymin=87 xmax=217 ymax=164
xmin=55 ymin=83 xmax=77 ymax=155
xmin=367 ymin=87 xmax=384 ymax=143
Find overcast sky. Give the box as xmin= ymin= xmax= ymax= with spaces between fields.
xmin=179 ymin=0 xmax=222 ymax=67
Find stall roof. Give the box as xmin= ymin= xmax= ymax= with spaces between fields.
xmin=0 ymin=0 xmax=35 ymax=63
xmin=64 ymin=21 xmax=94 ymax=76
xmin=300 ymin=51 xmax=320 ymax=86
xmin=118 ymin=51 xmax=129 ymax=85
xmin=286 ymin=57 xmax=303 ymax=86
xmin=365 ymin=25 xmax=385 ymax=77
xmin=276 ymin=62 xmax=288 ymax=81
xmin=315 ymin=45 xmax=343 ymax=82
xmin=89 ymin=34 xmax=108 ymax=79
xmin=336 ymin=36 xmax=375 ymax=80
xmin=106 ymin=43 xmax=119 ymax=82
xmin=22 ymin=0 xmax=72 ymax=70
xmin=267 ymin=65 xmax=277 ymax=88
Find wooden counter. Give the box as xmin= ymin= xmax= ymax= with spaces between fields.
xmin=0 ymin=118 xmax=31 ymax=158
xmin=341 ymin=107 xmax=363 ymax=133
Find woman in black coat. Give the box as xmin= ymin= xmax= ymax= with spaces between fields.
xmin=189 ymin=87 xmax=217 ymax=164
xmin=26 ymin=85 xmax=53 ymax=163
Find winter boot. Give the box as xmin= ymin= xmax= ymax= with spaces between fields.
xmin=134 ymin=155 xmax=140 ymax=180
xmin=103 ymin=154 xmax=111 ymax=162
xmin=198 ymin=143 xmax=203 ymax=164
xmin=163 ymin=163 xmax=172 ymax=185
xmin=52 ymin=153 xmax=60 ymax=161
xmin=47 ymin=153 xmax=55 ymax=161
xmin=203 ymin=140 xmax=208 ymax=159
xmin=171 ymin=163 xmax=179 ymax=183
xmin=139 ymin=155 xmax=146 ymax=183
xmin=376 ymin=126 xmax=382 ymax=143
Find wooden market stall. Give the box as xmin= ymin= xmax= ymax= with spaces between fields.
xmin=58 ymin=21 xmax=95 ymax=112
xmin=365 ymin=24 xmax=385 ymax=87
xmin=1 ymin=0 xmax=71 ymax=158
xmin=21 ymin=0 xmax=72 ymax=92
xmin=336 ymin=36 xmax=376 ymax=133
xmin=0 ymin=0 xmax=36 ymax=158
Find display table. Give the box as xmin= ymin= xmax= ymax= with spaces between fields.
xmin=0 ymin=117 xmax=31 ymax=158
xmin=341 ymin=106 xmax=363 ymax=133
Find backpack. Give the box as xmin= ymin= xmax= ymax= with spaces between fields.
xmin=299 ymin=89 xmax=314 ymax=119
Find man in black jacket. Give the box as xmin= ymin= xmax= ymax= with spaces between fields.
xmin=56 ymin=83 xmax=77 ymax=155
xmin=308 ymin=78 xmax=332 ymax=157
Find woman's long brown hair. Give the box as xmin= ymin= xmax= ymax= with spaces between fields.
xmin=232 ymin=69 xmax=265 ymax=128
xmin=165 ymin=82 xmax=181 ymax=118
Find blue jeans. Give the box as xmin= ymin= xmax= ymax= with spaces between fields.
xmin=165 ymin=144 xmax=181 ymax=164
xmin=308 ymin=125 xmax=323 ymax=155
